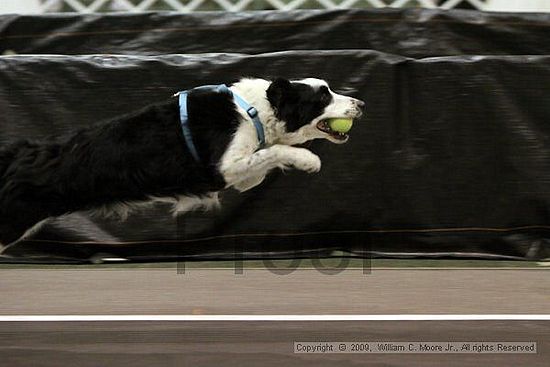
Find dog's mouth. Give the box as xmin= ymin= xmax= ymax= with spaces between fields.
xmin=316 ymin=120 xmax=350 ymax=141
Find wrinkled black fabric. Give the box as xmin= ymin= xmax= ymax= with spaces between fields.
xmin=1 ymin=9 xmax=550 ymax=262
xmin=2 ymin=9 xmax=550 ymax=57
xmin=1 ymin=50 xmax=549 ymax=262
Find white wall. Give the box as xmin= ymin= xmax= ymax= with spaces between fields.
xmin=0 ymin=0 xmax=41 ymax=14
xmin=486 ymin=0 xmax=550 ymax=12
xmin=2 ymin=0 xmax=550 ymax=14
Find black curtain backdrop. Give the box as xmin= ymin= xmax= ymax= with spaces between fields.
xmin=0 ymin=9 xmax=549 ymax=262
xmin=2 ymin=9 xmax=550 ymax=57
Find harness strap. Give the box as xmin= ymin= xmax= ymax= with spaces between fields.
xmin=178 ymin=91 xmax=200 ymax=163
xmin=178 ymin=84 xmax=265 ymax=163
xmin=230 ymin=90 xmax=266 ymax=147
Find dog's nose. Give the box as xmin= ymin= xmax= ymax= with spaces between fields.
xmin=352 ymin=99 xmax=365 ymax=118
xmin=355 ymin=99 xmax=366 ymax=109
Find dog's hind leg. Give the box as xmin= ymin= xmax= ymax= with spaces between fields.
xmin=18 ymin=217 xmax=52 ymax=242
xmin=151 ymin=193 xmax=221 ymax=217
xmin=0 ymin=217 xmax=53 ymax=254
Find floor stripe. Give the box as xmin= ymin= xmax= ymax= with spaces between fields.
xmin=0 ymin=315 xmax=549 ymax=322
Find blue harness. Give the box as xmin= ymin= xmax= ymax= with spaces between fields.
xmin=178 ymin=84 xmax=265 ymax=163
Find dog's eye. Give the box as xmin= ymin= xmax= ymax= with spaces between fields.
xmin=319 ymin=86 xmax=331 ymax=102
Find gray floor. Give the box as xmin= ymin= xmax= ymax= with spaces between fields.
xmin=0 ymin=268 xmax=548 ymax=314
xmin=1 ymin=321 xmax=548 ymax=367
xmin=1 ymin=268 xmax=548 ymax=366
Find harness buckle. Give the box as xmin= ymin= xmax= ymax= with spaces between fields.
xmin=247 ymin=107 xmax=258 ymax=119
xmin=217 ymin=84 xmax=231 ymax=95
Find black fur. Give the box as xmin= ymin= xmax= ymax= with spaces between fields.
xmin=0 ymin=89 xmax=240 ymax=245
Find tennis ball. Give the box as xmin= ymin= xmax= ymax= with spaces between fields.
xmin=328 ymin=118 xmax=353 ymax=133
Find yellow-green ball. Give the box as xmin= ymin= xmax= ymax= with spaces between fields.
xmin=328 ymin=118 xmax=353 ymax=133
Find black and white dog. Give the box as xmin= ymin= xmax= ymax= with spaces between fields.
xmin=0 ymin=77 xmax=364 ymax=247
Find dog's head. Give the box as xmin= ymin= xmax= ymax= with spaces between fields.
xmin=266 ymin=78 xmax=365 ymax=145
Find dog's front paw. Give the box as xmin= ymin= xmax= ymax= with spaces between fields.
xmin=233 ymin=175 xmax=266 ymax=192
xmin=289 ymin=149 xmax=321 ymax=173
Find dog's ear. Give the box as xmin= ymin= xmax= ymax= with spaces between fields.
xmin=266 ymin=77 xmax=292 ymax=110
